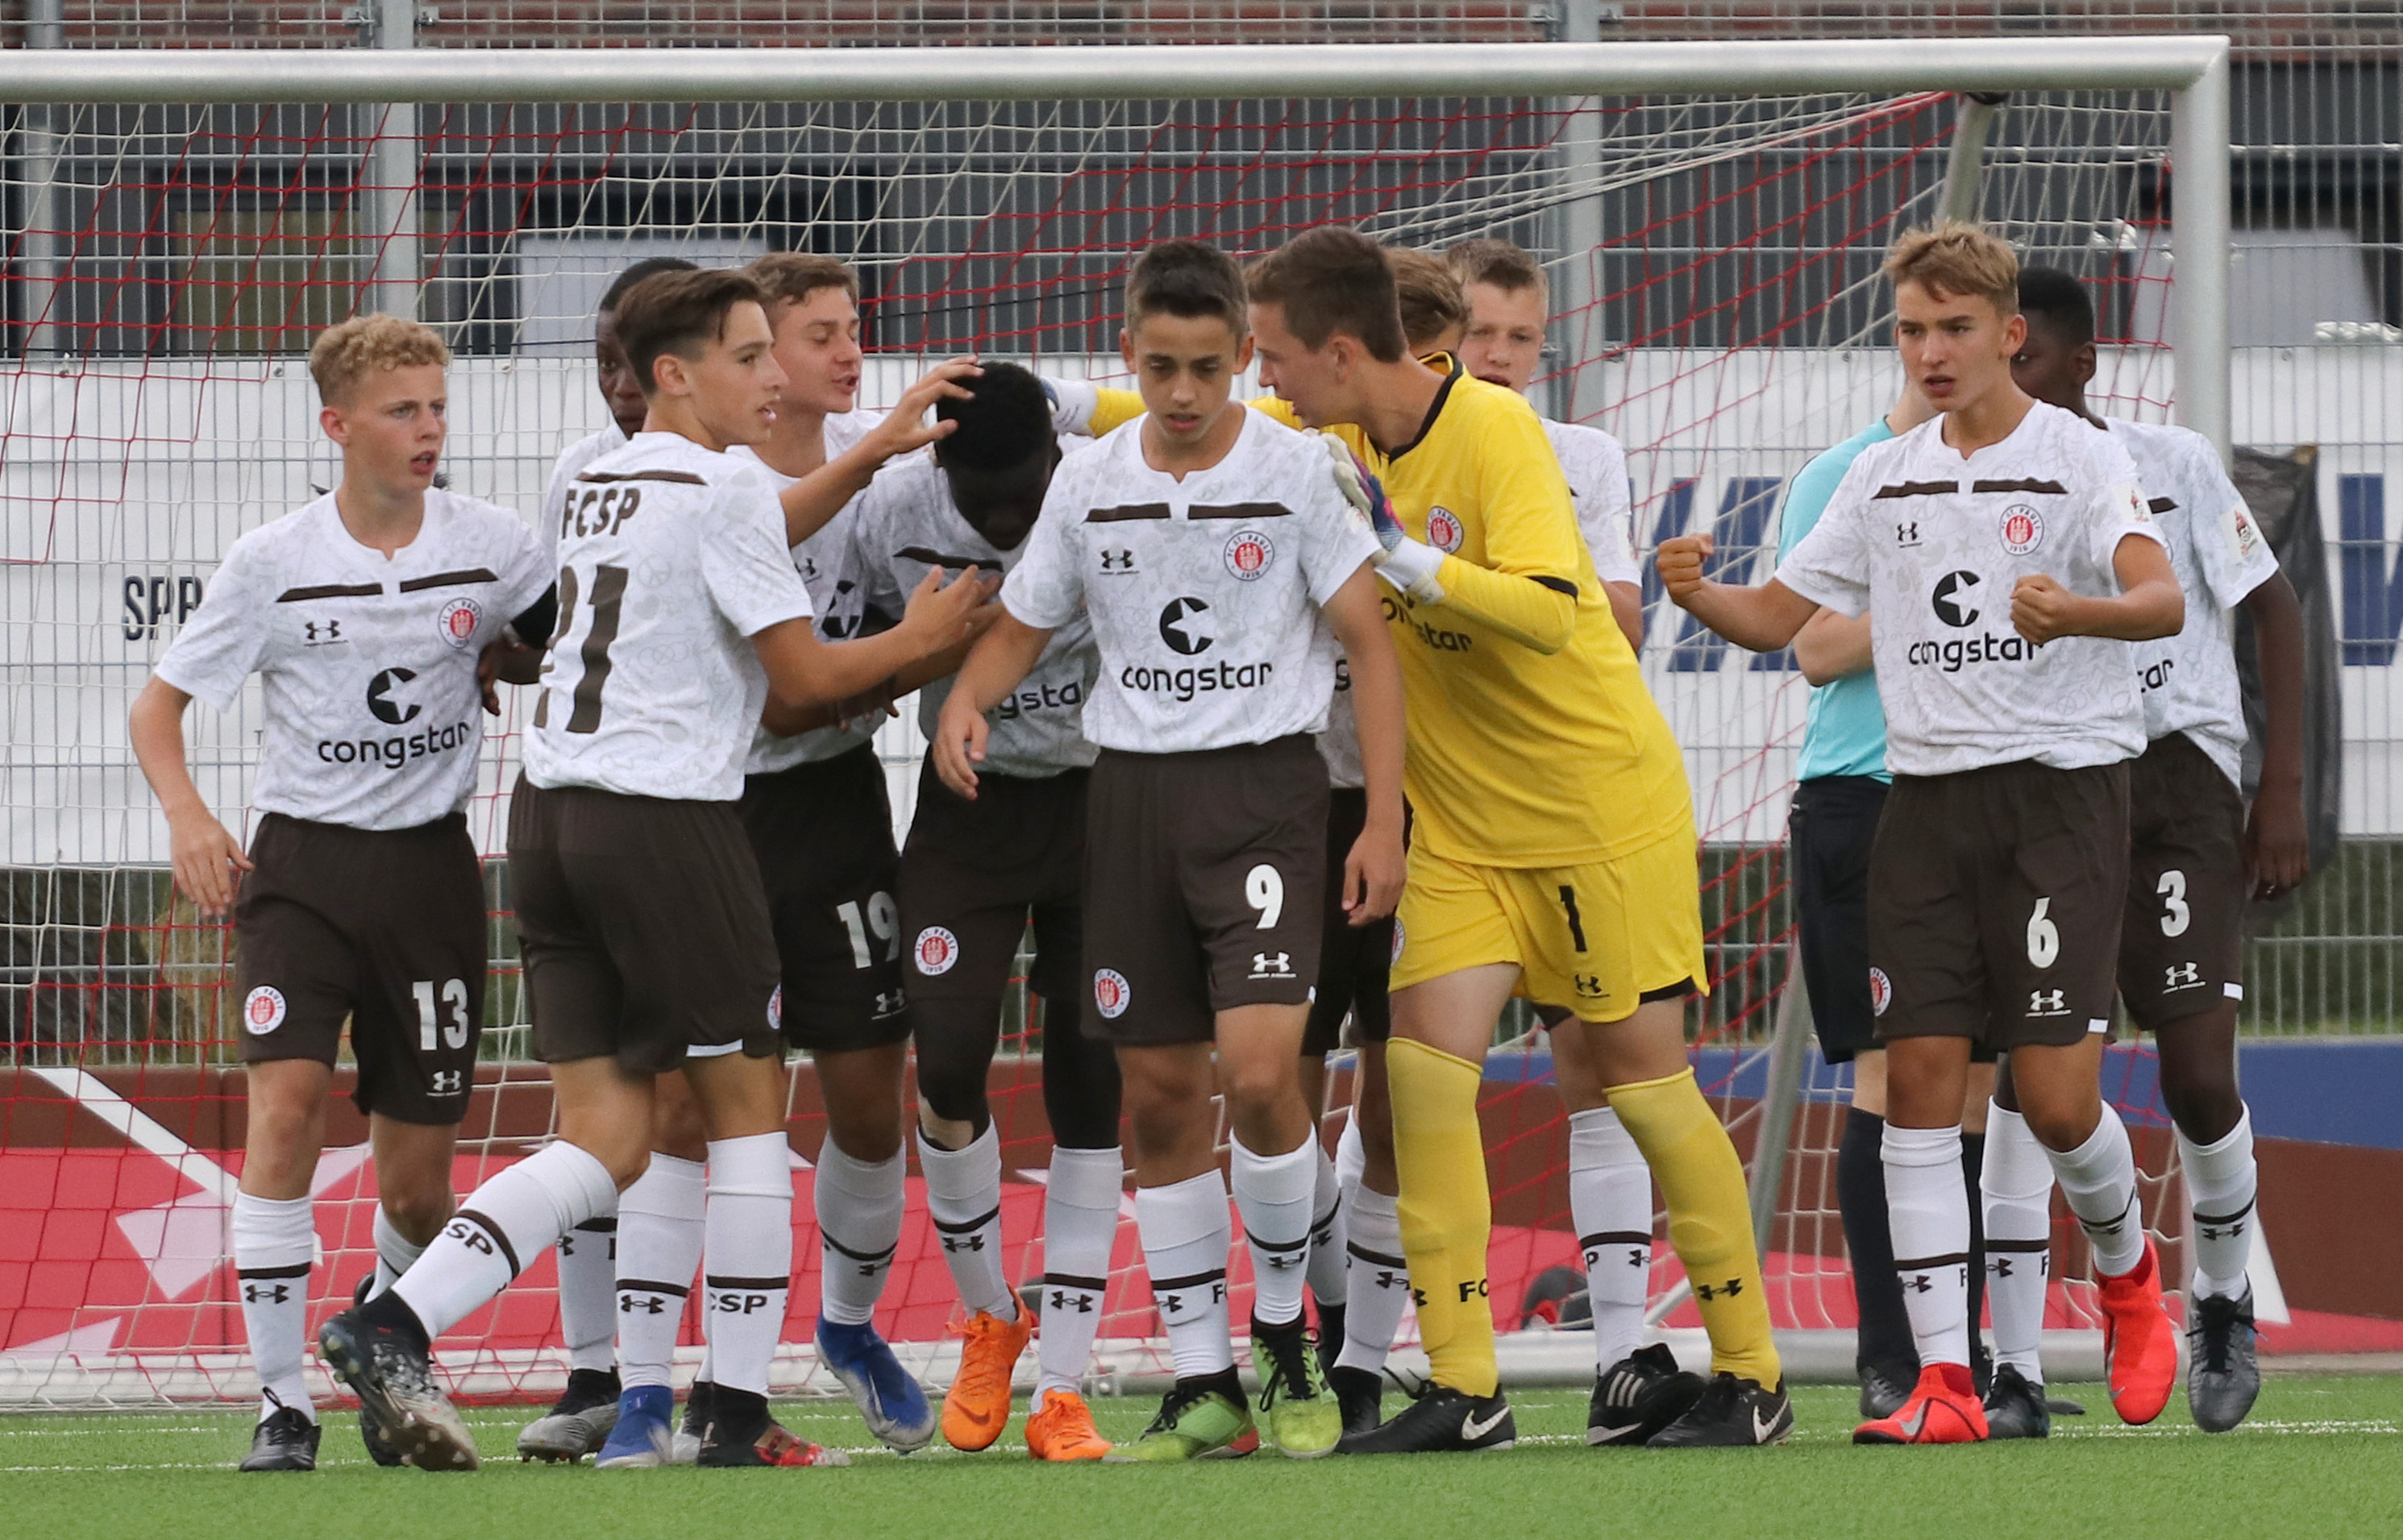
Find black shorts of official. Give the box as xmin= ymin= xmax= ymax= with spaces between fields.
xmin=2119 ymin=731 xmax=2248 ymax=1032
xmin=899 ymin=758 xmax=1087 ymax=1011
xmin=234 ymin=812 xmax=485 ymax=1126
xmin=742 ymin=744 xmax=910 ymax=1056
xmin=509 ymin=778 xmax=783 ymax=1077
xmin=1302 ymin=787 xmax=1395 ymax=1056
xmin=1868 ymin=759 xmax=2129 ymax=1053
xmin=1082 ymin=735 xmax=1329 ymax=1048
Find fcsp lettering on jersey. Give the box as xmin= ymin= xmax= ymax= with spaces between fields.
xmin=562 ymin=484 xmax=642 ymax=540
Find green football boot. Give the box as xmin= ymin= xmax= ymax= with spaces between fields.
xmin=1253 ymin=1317 xmax=1341 ymax=1459
xmin=1104 ymin=1375 xmax=1258 ymax=1462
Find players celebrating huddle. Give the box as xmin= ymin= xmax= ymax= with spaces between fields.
xmin=137 ymin=210 xmax=2293 ymax=1476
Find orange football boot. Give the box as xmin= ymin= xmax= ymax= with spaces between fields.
xmin=2096 ymin=1237 xmax=2179 ymax=1426
xmin=1025 ymin=1388 xmax=1114 ymax=1461
xmin=1852 ymin=1364 xmax=1989 ymax=1445
xmin=942 ymin=1290 xmax=1036 ymax=1452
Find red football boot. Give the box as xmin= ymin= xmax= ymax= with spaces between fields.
xmin=1852 ymin=1364 xmax=1989 ymax=1445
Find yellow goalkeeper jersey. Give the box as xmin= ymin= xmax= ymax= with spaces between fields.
xmin=1092 ymin=363 xmax=1690 ymax=865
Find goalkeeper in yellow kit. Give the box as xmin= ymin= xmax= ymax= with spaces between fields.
xmin=1231 ymin=228 xmax=1789 ymax=1451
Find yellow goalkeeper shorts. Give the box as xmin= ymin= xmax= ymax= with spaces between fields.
xmin=1388 ymin=832 xmax=1707 ymax=1023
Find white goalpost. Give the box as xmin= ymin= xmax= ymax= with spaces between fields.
xmin=2 ymin=36 xmax=2234 ymax=1405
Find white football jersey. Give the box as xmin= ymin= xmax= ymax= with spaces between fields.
xmin=1544 ymin=418 xmax=1640 ymax=586
xmin=540 ymin=423 xmax=629 ymax=568
xmin=1315 ymin=654 xmax=1364 ymax=791
xmin=1777 ymin=400 xmax=2165 ymax=778
xmin=728 ymin=443 xmax=880 ymax=774
xmin=1003 ymin=406 xmax=1381 ymax=755
xmin=521 ymin=432 xmax=816 ymax=802
xmin=842 ymin=453 xmax=1100 ymax=779
xmin=2106 ymin=418 xmax=2281 ymax=788
xmin=156 ymin=490 xmax=549 ymax=830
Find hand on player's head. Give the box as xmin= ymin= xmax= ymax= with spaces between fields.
xmin=864 ymin=358 xmax=983 ymax=463
xmin=1654 ymin=533 xmax=1714 ymax=600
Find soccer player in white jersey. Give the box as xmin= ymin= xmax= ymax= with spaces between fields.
xmin=1447 ymin=238 xmax=1644 ymax=652
xmin=518 ymin=252 xmax=696 ymax=1465
xmin=936 ymin=240 xmax=1407 ymax=1461
xmin=834 ymin=363 xmax=1124 ymax=1461
xmin=1985 ymin=266 xmax=2309 ymax=1435
xmin=1658 ymin=222 xmax=2187 ymax=1445
xmin=318 ymin=268 xmax=990 ymax=1472
xmin=128 ymin=316 xmax=551 ymax=1473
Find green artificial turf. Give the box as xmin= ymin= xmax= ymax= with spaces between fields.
xmin=3 ymin=1378 xmax=2399 ymax=1540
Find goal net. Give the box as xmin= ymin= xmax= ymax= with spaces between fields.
xmin=0 ymin=43 xmax=2230 ymax=1406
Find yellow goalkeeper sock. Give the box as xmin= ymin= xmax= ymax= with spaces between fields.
xmin=1387 ymin=1036 xmax=1498 ymax=1397
xmin=1608 ymin=1067 xmax=1781 ymax=1385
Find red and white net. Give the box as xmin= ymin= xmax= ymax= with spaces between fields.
xmin=0 ymin=82 xmax=2185 ymax=1405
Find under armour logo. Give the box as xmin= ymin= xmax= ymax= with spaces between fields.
xmin=1158 ymin=1291 xmax=1183 ymax=1314
xmin=243 ymin=1283 xmax=291 ymax=1305
xmin=2028 ymin=988 xmax=2068 ymax=1016
xmin=1249 ymin=952 xmax=1294 ymax=978
xmin=2165 ymin=961 xmax=2202 ymax=990
xmin=1049 ymin=1290 xmax=1096 ymax=1314
xmin=1573 ymin=973 xmax=1605 ymax=998
xmin=943 ymin=1235 xmax=987 ymax=1253
xmin=430 ymin=1069 xmax=463 ymax=1095
xmin=621 ymin=1296 xmax=668 ymax=1314
xmin=1266 ymin=1252 xmax=1303 ymax=1271
xmin=2200 ymin=1220 xmax=2247 ymax=1241
xmin=1896 ymin=521 xmax=1920 ymax=546
xmin=1372 ymin=1270 xmax=1406 ymax=1290
xmin=1410 ymin=1287 xmax=1428 ymax=1307
xmin=1694 ymin=1278 xmax=1743 ymax=1301
xmin=1993 ymin=1257 xmax=2014 ymax=1278
xmin=303 ymin=620 xmax=342 ymax=643
xmin=1100 ymin=548 xmax=1136 ymax=572
xmin=1904 ymin=1274 xmax=1933 ymax=1294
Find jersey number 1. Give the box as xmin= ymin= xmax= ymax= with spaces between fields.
xmin=533 ymin=562 xmax=630 ymax=734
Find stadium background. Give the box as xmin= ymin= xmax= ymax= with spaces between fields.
xmin=1 ymin=4 xmax=2398 ymax=1406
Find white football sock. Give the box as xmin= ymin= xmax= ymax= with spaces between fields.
xmin=704 ymin=1132 xmax=794 ymax=1399
xmin=1304 ymin=1138 xmax=1348 ymax=1310
xmin=1980 ymin=1103 xmax=2053 ymax=1385
xmin=919 ymin=1123 xmax=1014 ymax=1322
xmin=1882 ymin=1123 xmax=1972 ymax=1371
xmin=615 ymin=1152 xmax=706 ymax=1392
xmin=1035 ymin=1145 xmax=1123 ymax=1403
xmin=371 ymin=1206 xmax=426 ymax=1297
xmin=1136 ymin=1170 xmax=1234 ymax=1380
xmin=234 ymin=1191 xmax=317 ymax=1423
xmin=813 ymin=1138 xmax=903 ymax=1328
xmin=1568 ymin=1106 xmax=1652 ymax=1370
xmin=2180 ymin=1107 xmax=2258 ymax=1301
xmin=1334 ymin=1111 xmax=1367 ymax=1196
xmin=393 ymin=1139 xmax=616 ymax=1339
xmin=1230 ymin=1133 xmax=1315 ymax=1330
xmin=555 ymin=1217 xmax=619 ymax=1375
xmin=1334 ymin=1181 xmax=1409 ymax=1376
xmin=2045 ymin=1105 xmax=2145 ymax=1277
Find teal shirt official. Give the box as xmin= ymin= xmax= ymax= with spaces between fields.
xmin=1775 ymin=418 xmax=1894 ymax=783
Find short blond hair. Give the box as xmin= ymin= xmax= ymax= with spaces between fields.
xmin=746 ymin=251 xmax=859 ymax=309
xmin=1387 ymin=247 xmax=1467 ymax=354
xmin=1884 ymin=220 xmax=2018 ymax=313
xmin=1445 ymin=236 xmax=1548 ymax=304
xmin=309 ymin=314 xmax=449 ymax=405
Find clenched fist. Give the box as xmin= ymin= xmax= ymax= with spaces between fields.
xmin=1655 ymin=533 xmax=1715 ymax=604
xmin=2010 ymin=573 xmax=2085 ymax=644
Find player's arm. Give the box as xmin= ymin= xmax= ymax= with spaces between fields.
xmin=1320 ymin=436 xmax=1578 ymax=654
xmin=753 ymin=564 xmax=994 ymax=711
xmin=771 ymin=359 xmax=982 ymax=546
xmin=931 ymin=612 xmax=1054 ymax=799
xmin=1605 ymin=584 xmax=1644 ymax=653
xmin=1657 ymin=533 xmax=1823 ymax=652
xmin=127 ymin=677 xmax=252 ymax=916
xmin=2010 ymin=532 xmax=2183 ymax=644
xmin=2240 ymin=567 xmax=2309 ymax=895
xmin=1320 ymin=566 xmax=1406 ymax=924
xmin=1794 ymin=608 xmax=1873 ymax=685
xmin=1046 ymin=378 xmax=1145 ymax=438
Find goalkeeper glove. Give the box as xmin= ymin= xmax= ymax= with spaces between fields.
xmin=1041 ymin=376 xmax=1100 ymax=437
xmin=1315 ymin=430 xmax=1445 ymax=602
